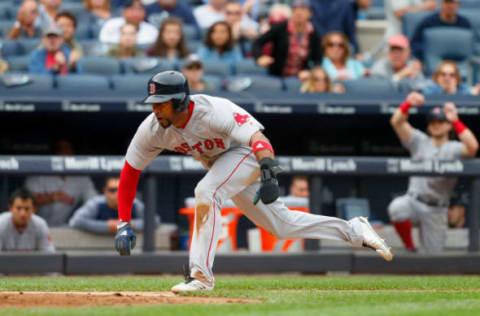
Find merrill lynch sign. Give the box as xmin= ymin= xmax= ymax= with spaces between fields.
xmin=51 ymin=157 xmax=124 ymax=172
xmin=290 ymin=158 xmax=357 ymax=173
xmin=387 ymin=159 xmax=464 ymax=174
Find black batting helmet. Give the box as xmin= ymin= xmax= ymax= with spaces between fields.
xmin=427 ymin=107 xmax=448 ymax=122
xmin=143 ymin=71 xmax=190 ymax=112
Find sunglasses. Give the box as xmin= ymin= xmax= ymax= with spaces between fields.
xmin=185 ymin=64 xmax=202 ymax=70
xmin=312 ymin=76 xmax=326 ymax=82
xmin=327 ymin=42 xmax=345 ymax=48
xmin=439 ymin=71 xmax=456 ymax=78
xmin=106 ymin=187 xmax=118 ymax=193
xmin=226 ymin=10 xmax=241 ymax=15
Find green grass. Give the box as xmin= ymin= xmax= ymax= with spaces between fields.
xmin=1 ymin=275 xmax=480 ymax=316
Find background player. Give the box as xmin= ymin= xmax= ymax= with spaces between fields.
xmin=389 ymin=92 xmax=478 ymax=253
xmin=114 ymin=71 xmax=392 ymax=293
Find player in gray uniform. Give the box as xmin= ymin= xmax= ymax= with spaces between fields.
xmin=113 ymin=71 xmax=392 ymax=293
xmin=0 ymin=188 xmax=55 ymax=252
xmin=389 ymin=92 xmax=478 ymax=253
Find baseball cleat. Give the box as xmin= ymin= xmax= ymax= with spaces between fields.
xmin=171 ymin=277 xmax=214 ymax=293
xmin=358 ymin=217 xmax=393 ymax=261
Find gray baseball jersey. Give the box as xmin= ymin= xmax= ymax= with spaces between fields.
xmin=0 ymin=212 xmax=55 ymax=252
xmin=403 ymin=128 xmax=463 ymax=203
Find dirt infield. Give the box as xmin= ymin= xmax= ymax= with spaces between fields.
xmin=0 ymin=291 xmax=260 ymax=307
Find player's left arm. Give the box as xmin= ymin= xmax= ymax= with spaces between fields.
xmin=444 ymin=102 xmax=479 ymax=158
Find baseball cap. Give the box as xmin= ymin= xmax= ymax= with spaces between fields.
xmin=427 ymin=107 xmax=448 ymax=122
xmin=182 ymin=54 xmax=203 ymax=69
xmin=388 ymin=34 xmax=410 ymax=49
xmin=43 ymin=23 xmax=63 ymax=37
xmin=291 ymin=0 xmax=311 ymax=9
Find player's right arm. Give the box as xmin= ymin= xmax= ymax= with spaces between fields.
xmin=390 ymin=92 xmax=425 ymax=144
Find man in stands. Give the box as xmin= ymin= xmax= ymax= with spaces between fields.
xmin=70 ymin=176 xmax=147 ymax=235
xmin=411 ymin=0 xmax=471 ymax=61
xmin=28 ymin=23 xmax=70 ymax=75
xmin=100 ymin=0 xmax=158 ymax=45
xmin=38 ymin=0 xmax=63 ymax=30
xmin=193 ymin=0 xmax=227 ymax=29
xmin=0 ymin=189 xmax=55 ymax=252
xmin=145 ymin=0 xmax=200 ymax=35
xmin=7 ymin=0 xmax=42 ymax=39
xmin=385 ymin=0 xmax=437 ymax=39
xmin=55 ymin=11 xmax=83 ymax=72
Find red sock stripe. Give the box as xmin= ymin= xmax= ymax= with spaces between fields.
xmin=392 ymin=220 xmax=415 ymax=249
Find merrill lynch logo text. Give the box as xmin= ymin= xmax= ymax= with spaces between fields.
xmin=0 ymin=157 xmax=19 ymax=170
xmin=291 ymin=158 xmax=356 ymax=173
xmin=52 ymin=157 xmax=124 ymax=171
xmin=387 ymin=159 xmax=464 ymax=174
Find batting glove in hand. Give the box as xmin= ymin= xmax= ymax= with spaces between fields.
xmin=115 ymin=222 xmax=136 ymax=256
xmin=253 ymin=157 xmax=282 ymax=205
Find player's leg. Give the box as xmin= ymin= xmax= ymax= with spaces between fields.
xmin=231 ymin=183 xmax=392 ymax=260
xmin=172 ymin=147 xmax=259 ymax=293
xmin=388 ymin=195 xmax=417 ymax=251
xmin=417 ymin=205 xmax=447 ymax=253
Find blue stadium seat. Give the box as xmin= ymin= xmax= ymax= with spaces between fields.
xmin=459 ymin=0 xmax=480 ymax=9
xmin=5 ymin=55 xmax=30 ymax=72
xmin=343 ymin=78 xmax=395 ymax=94
xmin=1 ymin=40 xmax=23 ymax=57
xmin=423 ymin=27 xmax=473 ymax=77
xmin=187 ymin=40 xmax=202 ymax=53
xmin=202 ymin=60 xmax=231 ymax=77
xmin=75 ymin=24 xmax=92 ymax=40
xmin=78 ymin=40 xmax=110 ymax=56
xmin=402 ymin=11 xmax=434 ymax=40
xmin=227 ymin=75 xmax=283 ymax=92
xmin=0 ymin=2 xmax=13 ymax=20
xmin=234 ymin=59 xmax=267 ymax=76
xmin=123 ymin=57 xmax=176 ymax=74
xmin=77 ymin=56 xmax=123 ymax=75
xmin=111 ymin=74 xmax=150 ymax=94
xmin=0 ymin=20 xmax=14 ymax=38
xmin=458 ymin=9 xmax=480 ymax=52
xmin=61 ymin=2 xmax=85 ymax=17
xmin=365 ymin=0 xmax=385 ymax=20
xmin=183 ymin=24 xmax=198 ymax=41
xmin=56 ymin=74 xmax=111 ymax=92
xmin=202 ymin=74 xmax=223 ymax=91
xmin=0 ymin=73 xmax=54 ymax=92
xmin=283 ymin=77 xmax=302 ymax=92
xmin=20 ymin=39 xmax=42 ymax=54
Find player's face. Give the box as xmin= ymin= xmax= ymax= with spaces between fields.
xmin=104 ymin=178 xmax=119 ymax=208
xmin=152 ymin=100 xmax=176 ymax=128
xmin=9 ymin=198 xmax=35 ymax=228
xmin=290 ymin=179 xmax=309 ymax=198
xmin=428 ymin=119 xmax=451 ymax=138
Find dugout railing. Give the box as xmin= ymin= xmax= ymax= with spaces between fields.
xmin=0 ymin=155 xmax=479 ymax=253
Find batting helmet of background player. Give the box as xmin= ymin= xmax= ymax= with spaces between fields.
xmin=143 ymin=71 xmax=190 ymax=112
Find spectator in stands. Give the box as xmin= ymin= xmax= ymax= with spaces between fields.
xmin=99 ymin=0 xmax=158 ymax=45
xmin=321 ymin=31 xmax=367 ymax=81
xmin=194 ymin=0 xmax=227 ymax=29
xmin=258 ymin=3 xmax=291 ymax=35
xmin=253 ymin=0 xmax=322 ymax=78
xmin=0 ymin=57 xmax=8 ymax=74
xmin=197 ymin=21 xmax=242 ymax=65
xmin=69 ymin=176 xmax=146 ymax=235
xmin=423 ymin=60 xmax=480 ymax=95
xmin=38 ymin=0 xmax=63 ymax=30
xmin=107 ymin=23 xmax=145 ymax=59
xmin=448 ymin=203 xmax=466 ymax=228
xmin=300 ymin=66 xmax=345 ymax=94
xmin=224 ymin=1 xmax=258 ymax=56
xmin=310 ymin=0 xmax=359 ymax=54
xmin=385 ymin=0 xmax=437 ymax=39
xmin=55 ymin=11 xmax=83 ymax=72
xmin=371 ymin=34 xmax=424 ymax=85
xmin=147 ymin=17 xmax=190 ymax=60
xmin=25 ymin=139 xmax=98 ymax=227
xmin=28 ymin=23 xmax=70 ymax=75
xmin=288 ymin=175 xmax=310 ymax=199
xmin=0 ymin=188 xmax=55 ymax=252
xmin=7 ymin=0 xmax=42 ymax=40
xmin=181 ymin=54 xmax=217 ymax=91
xmin=78 ymin=0 xmax=112 ymax=27
xmin=411 ymin=0 xmax=471 ymax=61
xmin=145 ymin=0 xmax=200 ymax=37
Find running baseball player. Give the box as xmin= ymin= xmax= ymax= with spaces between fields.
xmin=389 ymin=92 xmax=478 ymax=253
xmin=114 ymin=71 xmax=392 ymax=293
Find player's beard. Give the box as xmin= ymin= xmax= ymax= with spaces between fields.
xmin=157 ymin=117 xmax=172 ymax=128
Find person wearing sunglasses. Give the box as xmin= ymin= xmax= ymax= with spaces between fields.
xmin=69 ymin=176 xmax=148 ymax=235
xmin=423 ymin=60 xmax=480 ymax=95
xmin=321 ymin=31 xmax=367 ymax=81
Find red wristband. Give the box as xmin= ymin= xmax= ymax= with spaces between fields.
xmin=399 ymin=100 xmax=412 ymax=114
xmin=252 ymin=140 xmax=274 ymax=154
xmin=452 ymin=119 xmax=467 ymax=135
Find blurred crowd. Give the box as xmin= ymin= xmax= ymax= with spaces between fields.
xmin=0 ymin=0 xmax=479 ymax=95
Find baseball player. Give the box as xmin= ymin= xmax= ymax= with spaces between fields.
xmin=114 ymin=71 xmax=392 ymax=293
xmin=389 ymin=92 xmax=478 ymax=253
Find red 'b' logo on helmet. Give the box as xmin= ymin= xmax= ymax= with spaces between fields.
xmin=149 ymin=83 xmax=155 ymax=94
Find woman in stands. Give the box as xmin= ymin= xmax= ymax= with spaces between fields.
xmin=106 ymin=23 xmax=144 ymax=59
xmin=79 ymin=0 xmax=111 ymax=26
xmin=196 ymin=21 xmax=243 ymax=65
xmin=321 ymin=31 xmax=367 ymax=82
xmin=423 ymin=60 xmax=480 ymax=95
xmin=300 ymin=66 xmax=344 ymax=94
xmin=147 ymin=17 xmax=190 ymax=60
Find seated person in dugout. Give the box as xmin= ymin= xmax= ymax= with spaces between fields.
xmin=388 ymin=92 xmax=478 ymax=253
xmin=0 ymin=188 xmax=55 ymax=252
xmin=69 ymin=176 xmax=148 ymax=234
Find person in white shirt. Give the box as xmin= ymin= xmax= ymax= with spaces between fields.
xmin=99 ymin=0 xmax=158 ymax=45
xmin=194 ymin=0 xmax=227 ymax=29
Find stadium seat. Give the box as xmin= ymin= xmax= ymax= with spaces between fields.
xmin=0 ymin=20 xmax=14 ymax=38
xmin=0 ymin=73 xmax=54 ymax=92
xmin=283 ymin=77 xmax=302 ymax=92
xmin=75 ymin=24 xmax=92 ymax=40
xmin=336 ymin=198 xmax=371 ymax=221
xmin=1 ymin=40 xmax=23 ymax=57
xmin=20 ymin=39 xmax=42 ymax=54
xmin=343 ymin=78 xmax=395 ymax=94
xmin=234 ymin=59 xmax=267 ymax=76
xmin=226 ymin=75 xmax=283 ymax=92
xmin=202 ymin=74 xmax=223 ymax=91
xmin=183 ymin=24 xmax=198 ymax=41
xmin=187 ymin=40 xmax=202 ymax=53
xmin=203 ymin=60 xmax=231 ymax=77
xmin=77 ymin=56 xmax=123 ymax=75
xmin=111 ymin=74 xmax=151 ymax=94
xmin=78 ymin=40 xmax=110 ymax=56
xmin=402 ymin=11 xmax=434 ymax=40
xmin=61 ymin=2 xmax=85 ymax=17
xmin=0 ymin=2 xmax=13 ymax=20
xmin=458 ymin=0 xmax=480 ymax=9
xmin=458 ymin=9 xmax=480 ymax=52
xmin=5 ymin=55 xmax=30 ymax=72
xmin=423 ymin=27 xmax=473 ymax=77
xmin=123 ymin=57 xmax=176 ymax=74
xmin=365 ymin=0 xmax=385 ymax=20
xmin=56 ymin=74 xmax=111 ymax=92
